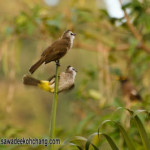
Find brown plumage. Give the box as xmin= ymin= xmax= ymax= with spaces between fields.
xmin=24 ymin=66 xmax=77 ymax=93
xmin=23 ymin=75 xmax=40 ymax=86
xmin=29 ymin=30 xmax=76 ymax=74
xmin=119 ymin=76 xmax=142 ymax=102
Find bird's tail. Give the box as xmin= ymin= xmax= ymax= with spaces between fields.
xmin=23 ymin=75 xmax=40 ymax=86
xmin=23 ymin=75 xmax=54 ymax=92
xmin=29 ymin=57 xmax=44 ymax=74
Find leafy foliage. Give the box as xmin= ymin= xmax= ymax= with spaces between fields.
xmin=60 ymin=108 xmax=150 ymax=150
xmin=0 ymin=0 xmax=150 ymax=150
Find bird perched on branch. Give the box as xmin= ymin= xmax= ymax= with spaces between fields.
xmin=24 ymin=66 xmax=77 ymax=93
xmin=118 ymin=76 xmax=142 ymax=103
xmin=29 ymin=30 xmax=76 ymax=74
xmin=116 ymin=75 xmax=143 ymax=128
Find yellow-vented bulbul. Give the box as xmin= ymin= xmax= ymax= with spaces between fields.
xmin=29 ymin=30 xmax=76 ymax=74
xmin=118 ymin=76 xmax=142 ymax=102
xmin=24 ymin=66 xmax=77 ymax=93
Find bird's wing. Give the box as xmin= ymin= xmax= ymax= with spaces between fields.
xmin=130 ymin=89 xmax=142 ymax=101
xmin=41 ymin=45 xmax=53 ymax=57
xmin=58 ymin=73 xmax=75 ymax=93
xmin=67 ymin=84 xmax=75 ymax=91
xmin=41 ymin=40 xmax=60 ymax=56
xmin=58 ymin=84 xmax=75 ymax=94
xmin=48 ymin=75 xmax=61 ymax=85
xmin=48 ymin=75 xmax=55 ymax=82
xmin=48 ymin=72 xmax=65 ymax=85
xmin=42 ymin=39 xmax=70 ymax=63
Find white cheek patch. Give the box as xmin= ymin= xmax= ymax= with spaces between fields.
xmin=70 ymin=35 xmax=75 ymax=40
xmin=72 ymin=70 xmax=76 ymax=80
xmin=131 ymin=90 xmax=137 ymax=95
xmin=70 ymin=36 xmax=74 ymax=48
xmin=69 ymin=67 xmax=73 ymax=71
xmin=69 ymin=34 xmax=74 ymax=49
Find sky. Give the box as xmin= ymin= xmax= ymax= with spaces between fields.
xmin=44 ymin=0 xmax=60 ymax=6
xmin=44 ymin=0 xmax=130 ymax=19
xmin=104 ymin=0 xmax=124 ymax=18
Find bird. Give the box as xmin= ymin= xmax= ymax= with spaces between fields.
xmin=117 ymin=76 xmax=142 ymax=128
xmin=23 ymin=66 xmax=77 ymax=93
xmin=118 ymin=76 xmax=142 ymax=102
xmin=29 ymin=30 xmax=76 ymax=74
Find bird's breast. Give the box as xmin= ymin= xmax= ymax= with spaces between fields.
xmin=69 ymin=40 xmax=73 ymax=49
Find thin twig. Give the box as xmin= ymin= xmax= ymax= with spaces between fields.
xmin=49 ymin=61 xmax=60 ymax=150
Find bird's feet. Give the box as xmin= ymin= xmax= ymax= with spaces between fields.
xmin=55 ymin=60 xmax=60 ymax=66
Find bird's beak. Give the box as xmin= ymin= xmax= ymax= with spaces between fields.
xmin=73 ymin=33 xmax=76 ymax=36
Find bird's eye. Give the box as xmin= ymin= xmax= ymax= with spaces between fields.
xmin=71 ymin=33 xmax=73 ymax=35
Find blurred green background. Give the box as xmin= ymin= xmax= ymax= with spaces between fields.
xmin=0 ymin=0 xmax=150 ymax=149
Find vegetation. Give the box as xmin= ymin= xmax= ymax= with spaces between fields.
xmin=49 ymin=63 xmax=60 ymax=150
xmin=59 ymin=108 xmax=150 ymax=150
xmin=0 ymin=0 xmax=150 ymax=150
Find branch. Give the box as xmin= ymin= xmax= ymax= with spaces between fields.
xmin=49 ymin=61 xmax=60 ymax=150
xmin=119 ymin=0 xmax=150 ymax=53
xmin=75 ymin=42 xmax=130 ymax=52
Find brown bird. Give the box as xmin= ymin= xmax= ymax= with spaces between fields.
xmin=29 ymin=30 xmax=76 ymax=74
xmin=24 ymin=66 xmax=77 ymax=93
xmin=118 ymin=76 xmax=142 ymax=102
xmin=117 ymin=76 xmax=142 ymax=128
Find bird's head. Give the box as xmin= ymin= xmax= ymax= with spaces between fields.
xmin=117 ymin=76 xmax=129 ymax=83
xmin=62 ymin=30 xmax=76 ymax=40
xmin=66 ymin=66 xmax=77 ymax=78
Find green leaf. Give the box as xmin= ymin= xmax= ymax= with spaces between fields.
xmin=116 ymin=123 xmax=135 ymax=150
xmin=109 ymin=108 xmax=150 ymax=150
xmin=85 ymin=133 xmax=99 ymax=150
xmin=59 ymin=136 xmax=86 ymax=150
xmin=133 ymin=115 xmax=150 ymax=150
xmin=98 ymin=120 xmax=135 ymax=150
xmin=60 ymin=136 xmax=98 ymax=150
xmin=86 ymin=132 xmax=119 ymax=150
xmin=59 ymin=142 xmax=83 ymax=150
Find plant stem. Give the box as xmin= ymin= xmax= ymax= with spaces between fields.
xmin=49 ymin=61 xmax=60 ymax=150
